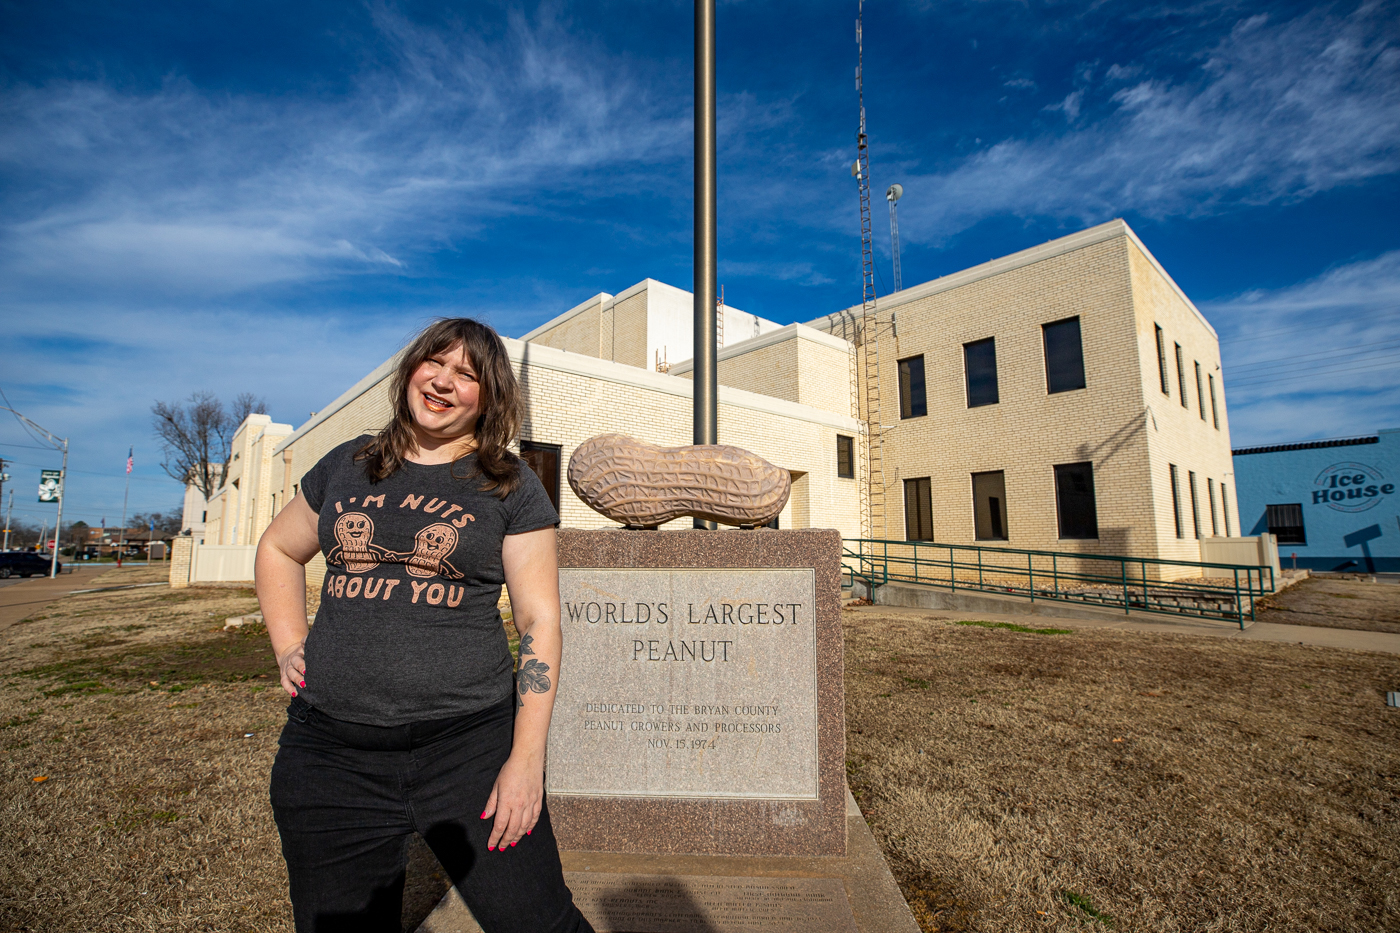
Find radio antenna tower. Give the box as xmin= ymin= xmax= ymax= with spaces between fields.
xmin=849 ymin=0 xmax=886 ymax=539
xmin=886 ymin=183 xmax=903 ymax=292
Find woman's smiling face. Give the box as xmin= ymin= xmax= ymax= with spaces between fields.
xmin=407 ymin=342 xmax=482 ymax=441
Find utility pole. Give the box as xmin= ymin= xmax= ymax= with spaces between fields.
xmin=3 ymin=488 xmax=12 ymax=550
xmin=117 ymin=446 xmax=131 ymax=568
xmin=693 ymin=0 xmax=718 ymax=530
xmin=0 ymin=458 xmax=8 ymax=549
xmin=2 ymin=406 xmax=68 ymax=578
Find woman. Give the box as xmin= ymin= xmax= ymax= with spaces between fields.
xmin=256 ymin=318 xmax=593 ymax=933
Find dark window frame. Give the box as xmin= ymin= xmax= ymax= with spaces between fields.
xmin=898 ymin=355 xmax=928 ymax=419
xmin=1188 ymin=470 xmax=1202 ymax=539
xmin=1265 ymin=503 xmax=1307 ymax=545
xmin=1195 ymin=361 xmax=1206 ymax=421
xmin=1169 ymin=464 xmax=1183 ymax=539
xmin=520 ymin=440 xmax=563 ymax=514
xmin=1208 ymin=373 xmax=1219 ymax=429
xmin=971 ymin=470 xmax=1009 ymax=541
xmin=1221 ymin=483 xmax=1231 ymax=537
xmin=1175 ymin=344 xmax=1189 ymax=408
xmin=963 ymin=337 xmax=1000 ymax=408
xmin=1207 ymin=477 xmax=1218 ymax=536
xmin=1154 ymin=325 xmax=1170 ymax=396
xmin=1042 ymin=316 xmax=1087 ymax=395
xmin=904 ymin=477 xmax=934 ymax=541
xmin=1053 ymin=462 xmax=1099 ymax=540
xmin=836 ymin=434 xmax=855 ymax=479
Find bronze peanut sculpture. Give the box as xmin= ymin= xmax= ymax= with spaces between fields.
xmin=567 ymin=433 xmax=791 ymax=528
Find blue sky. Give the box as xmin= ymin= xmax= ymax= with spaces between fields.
xmin=1 ymin=0 xmax=1398 ymax=529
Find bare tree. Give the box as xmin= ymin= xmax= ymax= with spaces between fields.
xmin=151 ymin=391 xmax=268 ymax=502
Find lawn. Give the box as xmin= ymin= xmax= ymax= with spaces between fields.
xmin=844 ymin=606 xmax=1400 ymax=932
xmin=2 ymin=568 xmax=1398 ymax=932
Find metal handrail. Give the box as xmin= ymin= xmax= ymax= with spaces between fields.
xmin=842 ymin=538 xmax=1273 ymax=629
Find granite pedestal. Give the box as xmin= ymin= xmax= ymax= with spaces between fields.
xmin=417 ymin=529 xmax=918 ymax=931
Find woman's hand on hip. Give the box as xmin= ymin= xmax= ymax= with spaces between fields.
xmin=276 ymin=640 xmax=307 ymax=698
xmin=481 ymin=750 xmax=544 ymax=851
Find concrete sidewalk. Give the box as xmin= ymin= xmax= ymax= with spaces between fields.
xmin=0 ymin=566 xmax=105 ymax=636
xmin=849 ymin=601 xmax=1400 ymax=654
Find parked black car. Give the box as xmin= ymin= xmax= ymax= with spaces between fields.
xmin=0 ymin=551 xmax=61 ymax=578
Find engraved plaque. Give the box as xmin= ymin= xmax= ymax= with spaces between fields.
xmin=564 ymin=873 xmax=858 ymax=933
xmin=548 ymin=568 xmax=818 ymax=800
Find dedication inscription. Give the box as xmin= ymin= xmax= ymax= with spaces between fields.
xmin=547 ymin=568 xmax=818 ymax=800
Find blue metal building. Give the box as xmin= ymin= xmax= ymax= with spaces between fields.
xmin=1232 ymin=428 xmax=1399 ymax=572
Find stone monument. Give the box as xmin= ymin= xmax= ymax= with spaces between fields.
xmin=414 ymin=436 xmax=919 ymax=931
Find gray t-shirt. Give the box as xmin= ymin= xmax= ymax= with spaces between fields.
xmin=298 ymin=437 xmax=558 ymax=726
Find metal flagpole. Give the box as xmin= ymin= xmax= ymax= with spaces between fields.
xmin=693 ymin=0 xmax=718 ymax=530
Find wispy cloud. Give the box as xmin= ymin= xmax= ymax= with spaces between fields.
xmin=0 ymin=5 xmax=690 ymax=301
xmin=897 ymin=3 xmax=1400 ymax=243
xmin=1206 ymin=250 xmax=1400 ymax=445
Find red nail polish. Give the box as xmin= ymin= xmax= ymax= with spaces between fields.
xmin=510 ymin=842 xmax=516 ymax=847
xmin=299 ymin=681 xmax=306 ymax=687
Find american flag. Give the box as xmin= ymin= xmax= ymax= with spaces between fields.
xmin=126 ymin=447 xmax=133 ymax=474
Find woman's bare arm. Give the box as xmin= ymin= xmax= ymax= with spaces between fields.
xmin=481 ymin=525 xmax=560 ymax=851
xmin=255 ymin=493 xmax=321 ymax=697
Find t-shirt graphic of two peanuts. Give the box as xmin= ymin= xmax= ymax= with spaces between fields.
xmin=296 ymin=438 xmax=559 ymax=726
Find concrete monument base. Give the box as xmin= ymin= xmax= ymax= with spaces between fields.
xmin=415 ymin=789 xmax=920 ymax=933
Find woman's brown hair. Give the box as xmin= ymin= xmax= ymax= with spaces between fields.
xmin=356 ymin=318 xmax=524 ymax=498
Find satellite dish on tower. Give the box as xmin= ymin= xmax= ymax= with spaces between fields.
xmin=886 ymin=183 xmax=903 ymax=203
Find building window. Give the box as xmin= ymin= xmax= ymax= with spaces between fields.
xmin=1194 ymin=362 xmax=1206 ymax=421
xmin=1221 ymin=483 xmax=1231 ymax=536
xmin=963 ymin=338 xmax=999 ymax=408
xmin=1207 ymin=477 xmax=1218 ymax=536
xmin=1266 ymin=504 xmax=1306 ymax=545
xmin=971 ymin=471 xmax=1008 ymax=541
xmin=520 ymin=441 xmax=562 ymax=513
xmin=1042 ymin=317 xmax=1087 ymax=394
xmin=898 ymin=355 xmax=927 ymax=419
xmin=836 ymin=435 xmax=855 ymax=479
xmin=1208 ymin=374 xmax=1219 ymax=429
xmin=1175 ymin=344 xmax=1188 ymax=408
xmin=1169 ymin=465 xmax=1183 ymax=539
xmin=1188 ymin=470 xmax=1201 ymax=538
xmin=1053 ymin=462 xmax=1098 ymax=540
xmin=1154 ymin=325 xmax=1170 ymax=396
xmin=904 ymin=477 xmax=933 ymax=541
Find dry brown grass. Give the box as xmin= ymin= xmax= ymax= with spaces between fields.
xmin=6 ymin=570 xmax=1400 ymax=932
xmin=1255 ymin=576 xmax=1400 ymax=634
xmin=844 ymin=609 xmax=1400 ymax=933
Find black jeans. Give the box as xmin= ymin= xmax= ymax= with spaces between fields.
xmin=270 ymin=694 xmax=593 ymax=933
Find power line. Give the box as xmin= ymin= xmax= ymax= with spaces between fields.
xmin=1226 ymin=356 xmax=1400 ymax=390
xmin=1226 ymin=338 xmax=1400 ymax=373
xmin=1226 ymin=349 xmax=1400 ymax=381
xmin=1217 ymin=306 xmax=1398 ymax=345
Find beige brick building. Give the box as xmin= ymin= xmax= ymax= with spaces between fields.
xmin=202 ymin=414 xmax=294 ymax=547
xmin=247 ymin=333 xmax=860 ymax=590
xmin=175 ymin=218 xmax=1236 ymax=586
xmin=805 ymin=219 xmax=1235 ymax=571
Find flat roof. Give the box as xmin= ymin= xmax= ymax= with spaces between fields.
xmin=1232 ymin=435 xmax=1379 ymax=457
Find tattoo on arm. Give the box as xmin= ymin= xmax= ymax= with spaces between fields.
xmin=515 ymin=633 xmax=551 ymax=707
